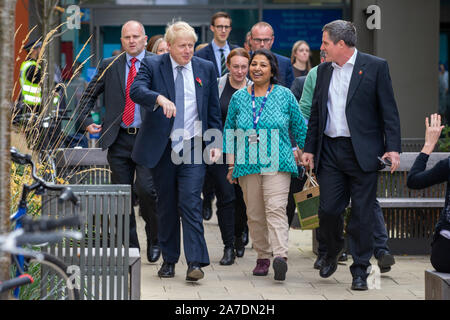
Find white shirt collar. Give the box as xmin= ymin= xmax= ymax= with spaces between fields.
xmin=332 ymin=48 xmax=358 ymax=69
xmin=169 ymin=55 xmax=192 ymax=72
xmin=211 ymin=39 xmax=228 ymax=51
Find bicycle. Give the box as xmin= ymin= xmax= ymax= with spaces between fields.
xmin=0 ymin=147 xmax=83 ymax=300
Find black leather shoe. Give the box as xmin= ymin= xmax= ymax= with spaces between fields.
xmin=351 ymin=276 xmax=368 ymax=291
xmin=235 ymin=235 xmax=245 ymax=258
xmin=158 ymin=262 xmax=175 ymax=278
xmin=220 ymin=247 xmax=236 ymax=265
xmin=202 ymin=203 xmax=213 ymax=221
xmin=377 ymin=252 xmax=395 ymax=273
xmin=319 ymin=258 xmax=338 ymax=278
xmin=313 ymin=254 xmax=326 ymax=270
xmin=186 ymin=263 xmax=204 ymax=281
xmin=147 ymin=242 xmax=161 ymax=263
xmin=338 ymin=252 xmax=348 ymax=262
xmin=242 ymin=227 xmax=249 ymax=246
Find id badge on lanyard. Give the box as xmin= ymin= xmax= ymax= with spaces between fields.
xmin=250 ymin=84 xmax=272 ymax=144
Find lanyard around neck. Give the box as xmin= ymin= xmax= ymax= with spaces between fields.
xmin=251 ymin=84 xmax=272 ymax=130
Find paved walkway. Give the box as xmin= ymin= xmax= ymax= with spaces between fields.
xmin=136 ymin=211 xmax=430 ymax=300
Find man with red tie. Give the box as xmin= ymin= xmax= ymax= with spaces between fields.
xmin=77 ymin=20 xmax=159 ymax=256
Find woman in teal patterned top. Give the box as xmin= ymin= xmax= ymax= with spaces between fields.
xmin=223 ymin=49 xmax=307 ymax=281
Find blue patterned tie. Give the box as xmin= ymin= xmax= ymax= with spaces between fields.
xmin=171 ymin=65 xmax=185 ymax=153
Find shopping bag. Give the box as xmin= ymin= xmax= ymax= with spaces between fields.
xmin=293 ymin=169 xmax=320 ymax=230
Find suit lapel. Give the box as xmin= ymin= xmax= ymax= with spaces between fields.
xmin=192 ymin=57 xmax=203 ymax=119
xmin=116 ymin=54 xmax=126 ymax=99
xmin=208 ymin=44 xmax=220 ymax=77
xmin=160 ymin=54 xmax=176 ymax=102
xmin=346 ymin=52 xmax=366 ymax=107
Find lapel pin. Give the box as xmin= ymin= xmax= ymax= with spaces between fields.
xmin=195 ymin=77 xmax=203 ymax=87
xmin=359 ymin=70 xmax=363 ymax=75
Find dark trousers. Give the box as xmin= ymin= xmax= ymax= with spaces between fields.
xmin=316 ymin=200 xmax=390 ymax=258
xmin=205 ymin=162 xmax=236 ymax=248
xmin=431 ymin=233 xmax=450 ymax=273
xmin=135 ymin=171 xmax=158 ymax=245
xmin=107 ymin=129 xmax=158 ymax=249
xmin=151 ymin=139 xmax=209 ymax=267
xmin=234 ymin=183 xmax=248 ymax=237
xmin=317 ymin=136 xmax=377 ymax=278
xmin=202 ymin=169 xmax=215 ymax=206
xmin=286 ymin=168 xmax=307 ymax=227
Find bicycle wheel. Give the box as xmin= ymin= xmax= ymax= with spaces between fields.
xmin=18 ymin=252 xmax=79 ymax=300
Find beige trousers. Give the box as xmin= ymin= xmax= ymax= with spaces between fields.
xmin=239 ymin=172 xmax=291 ymax=259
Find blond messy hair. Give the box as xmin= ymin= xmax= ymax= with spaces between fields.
xmin=164 ymin=21 xmax=198 ymax=45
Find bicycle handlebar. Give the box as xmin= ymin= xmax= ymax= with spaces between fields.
xmin=21 ymin=215 xmax=82 ymax=233
xmin=15 ymin=231 xmax=82 ymax=247
xmin=10 ymin=147 xmax=79 ymax=205
xmin=0 ymin=274 xmax=33 ymax=293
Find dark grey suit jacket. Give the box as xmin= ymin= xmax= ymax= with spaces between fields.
xmin=77 ymin=51 xmax=154 ymax=150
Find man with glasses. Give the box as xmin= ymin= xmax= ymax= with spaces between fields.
xmin=195 ymin=12 xmax=238 ymax=78
xmin=249 ymin=22 xmax=295 ymax=88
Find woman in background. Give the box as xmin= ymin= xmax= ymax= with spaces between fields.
xmin=291 ymin=40 xmax=311 ymax=78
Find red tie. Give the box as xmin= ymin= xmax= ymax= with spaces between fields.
xmin=123 ymin=57 xmax=137 ymax=126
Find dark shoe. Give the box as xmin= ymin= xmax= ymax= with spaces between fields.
xmin=220 ymin=247 xmax=236 ymax=265
xmin=338 ymin=252 xmax=348 ymax=262
xmin=252 ymin=259 xmax=270 ymax=276
xmin=242 ymin=226 xmax=249 ymax=246
xmin=202 ymin=202 xmax=213 ymax=221
xmin=158 ymin=262 xmax=175 ymax=278
xmin=273 ymin=257 xmax=288 ymax=281
xmin=313 ymin=254 xmax=326 ymax=270
xmin=147 ymin=242 xmax=161 ymax=263
xmin=351 ymin=276 xmax=368 ymax=291
xmin=319 ymin=258 xmax=338 ymax=278
xmin=234 ymin=235 xmax=245 ymax=258
xmin=186 ymin=263 xmax=204 ymax=281
xmin=377 ymin=252 xmax=395 ymax=273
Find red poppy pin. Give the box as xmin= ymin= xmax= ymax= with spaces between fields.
xmin=359 ymin=70 xmax=363 ymax=75
xmin=196 ymin=77 xmax=203 ymax=87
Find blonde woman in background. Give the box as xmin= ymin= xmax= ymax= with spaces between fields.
xmin=291 ymin=40 xmax=311 ymax=77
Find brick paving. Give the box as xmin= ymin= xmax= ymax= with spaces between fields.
xmin=136 ymin=211 xmax=430 ymax=300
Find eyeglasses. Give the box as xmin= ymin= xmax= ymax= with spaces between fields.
xmin=252 ymin=38 xmax=273 ymax=44
xmin=214 ymin=25 xmax=231 ymax=31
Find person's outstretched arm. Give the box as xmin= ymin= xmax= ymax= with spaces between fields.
xmin=407 ymin=114 xmax=449 ymax=189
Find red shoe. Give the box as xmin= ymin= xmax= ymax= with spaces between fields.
xmin=253 ymin=259 xmax=270 ymax=276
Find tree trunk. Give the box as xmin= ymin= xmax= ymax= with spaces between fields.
xmin=0 ymin=0 xmax=17 ymax=300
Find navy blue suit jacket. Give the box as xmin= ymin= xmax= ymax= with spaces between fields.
xmin=129 ymin=53 xmax=222 ymax=168
xmin=304 ymin=51 xmax=401 ymax=173
xmin=273 ymin=52 xmax=295 ymax=88
xmin=194 ymin=43 xmax=239 ymax=78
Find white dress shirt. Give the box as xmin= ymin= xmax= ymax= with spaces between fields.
xmin=169 ymin=55 xmax=201 ymax=140
xmin=324 ymin=48 xmax=358 ymax=138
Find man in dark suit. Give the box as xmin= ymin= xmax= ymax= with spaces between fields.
xmin=301 ymin=20 xmax=401 ymax=291
xmin=130 ymin=21 xmax=222 ymax=282
xmin=249 ymin=22 xmax=295 ymax=88
xmin=77 ymin=21 xmax=160 ymax=261
xmin=195 ymin=11 xmax=238 ymax=78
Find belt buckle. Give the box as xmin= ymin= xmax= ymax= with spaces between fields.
xmin=127 ymin=127 xmax=137 ymax=135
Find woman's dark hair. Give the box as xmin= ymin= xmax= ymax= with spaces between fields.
xmin=249 ymin=48 xmax=279 ymax=85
